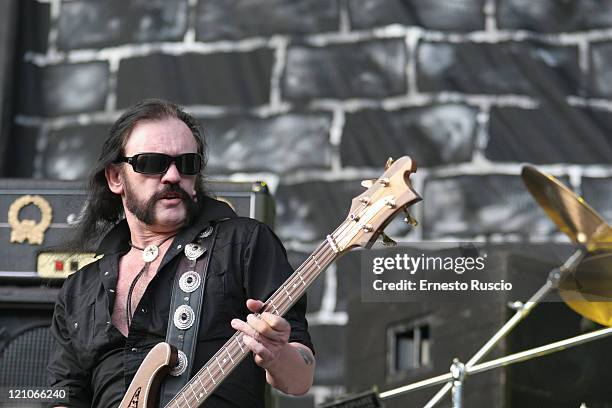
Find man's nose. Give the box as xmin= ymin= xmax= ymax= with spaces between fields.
xmin=161 ymin=162 xmax=181 ymax=183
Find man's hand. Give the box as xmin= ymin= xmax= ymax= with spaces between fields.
xmin=230 ymin=299 xmax=290 ymax=369
xmin=230 ymin=299 xmax=315 ymax=395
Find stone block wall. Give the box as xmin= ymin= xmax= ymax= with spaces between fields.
xmin=4 ymin=0 xmax=612 ymax=405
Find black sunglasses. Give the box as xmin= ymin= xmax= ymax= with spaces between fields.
xmin=116 ymin=153 xmax=203 ymax=175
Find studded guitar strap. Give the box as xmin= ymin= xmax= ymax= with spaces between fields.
xmin=158 ymin=222 xmax=219 ymax=407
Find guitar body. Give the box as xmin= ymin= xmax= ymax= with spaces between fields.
xmin=118 ymin=342 xmax=177 ymax=408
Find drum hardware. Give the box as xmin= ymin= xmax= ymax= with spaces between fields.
xmin=376 ymin=326 xmax=612 ymax=406
xmin=376 ymin=165 xmax=612 ymax=408
xmin=522 ymin=165 xmax=612 ymax=327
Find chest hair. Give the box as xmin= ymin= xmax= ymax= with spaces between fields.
xmin=111 ymin=252 xmax=166 ymax=337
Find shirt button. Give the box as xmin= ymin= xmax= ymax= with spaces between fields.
xmin=141 ymin=307 xmax=147 ymax=314
xmin=104 ymin=271 xmax=109 ymax=276
xmin=131 ymin=348 xmax=138 ymax=352
xmin=109 ymin=289 xmax=115 ymax=293
xmin=74 ymin=322 xmax=78 ymax=328
xmin=177 ymin=244 xmax=182 ymax=250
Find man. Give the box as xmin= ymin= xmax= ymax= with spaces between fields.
xmin=48 ymin=99 xmax=315 ymax=407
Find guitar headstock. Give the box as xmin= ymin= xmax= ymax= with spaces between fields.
xmin=331 ymin=156 xmax=421 ymax=252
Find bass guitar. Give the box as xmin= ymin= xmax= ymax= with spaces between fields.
xmin=119 ymin=156 xmax=422 ymax=408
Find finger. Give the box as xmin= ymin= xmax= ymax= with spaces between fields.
xmin=246 ymin=314 xmax=274 ymax=342
xmin=242 ymin=334 xmax=273 ymax=362
xmin=234 ymin=315 xmax=280 ymax=345
xmin=231 ymin=318 xmax=259 ymax=340
xmin=259 ymin=312 xmax=291 ymax=333
xmin=253 ymin=354 xmax=270 ymax=369
xmin=246 ymin=313 xmax=290 ymax=344
xmin=246 ymin=299 xmax=264 ymax=313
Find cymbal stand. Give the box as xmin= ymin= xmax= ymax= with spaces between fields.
xmin=379 ymin=247 xmax=587 ymax=408
xmin=378 ymin=323 xmax=612 ymax=405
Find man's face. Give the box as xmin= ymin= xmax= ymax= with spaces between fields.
xmin=116 ymin=117 xmax=200 ymax=230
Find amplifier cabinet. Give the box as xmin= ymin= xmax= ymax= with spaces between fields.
xmin=0 ymin=178 xmax=274 ymax=283
xmin=0 ymin=286 xmax=58 ymax=391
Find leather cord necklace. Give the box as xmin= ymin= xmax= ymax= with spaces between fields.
xmin=126 ymin=233 xmax=176 ymax=328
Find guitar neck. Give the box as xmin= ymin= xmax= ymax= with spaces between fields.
xmin=164 ymin=238 xmax=340 ymax=408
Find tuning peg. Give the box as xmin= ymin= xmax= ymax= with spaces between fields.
xmin=361 ymin=179 xmax=376 ymax=188
xmin=385 ymin=157 xmax=394 ymax=170
xmin=403 ymin=207 xmax=418 ymax=227
xmin=381 ymin=231 xmax=397 ymax=247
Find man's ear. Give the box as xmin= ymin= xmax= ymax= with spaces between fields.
xmin=105 ymin=165 xmax=124 ymax=195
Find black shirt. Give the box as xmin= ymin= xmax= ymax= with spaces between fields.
xmin=47 ymin=197 xmax=313 ymax=408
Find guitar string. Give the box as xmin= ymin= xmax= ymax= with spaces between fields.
xmin=167 ymin=225 xmax=356 ymax=407
xmin=254 ymin=195 xmax=387 ymax=318
xmin=170 ymin=256 xmax=336 ymax=408
xmin=171 ymin=173 xmax=416 ymax=405
xmin=166 ymin=241 xmax=338 ymax=407
xmin=244 ymin=194 xmax=379 ymax=317
xmin=167 ymin=196 xmax=394 ymax=407
xmin=167 ymin=205 xmax=380 ymax=407
xmin=167 ymin=243 xmax=337 ymax=407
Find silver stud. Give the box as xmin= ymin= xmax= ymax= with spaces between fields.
xmin=200 ymin=226 xmax=214 ymax=238
xmin=173 ymin=305 xmax=195 ymax=330
xmin=184 ymin=243 xmax=206 ymax=260
xmin=170 ymin=350 xmax=188 ymax=376
xmin=179 ymin=271 xmax=201 ymax=293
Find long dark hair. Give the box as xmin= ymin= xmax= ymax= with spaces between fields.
xmin=70 ymin=98 xmax=209 ymax=250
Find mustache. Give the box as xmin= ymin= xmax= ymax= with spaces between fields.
xmin=151 ymin=184 xmax=193 ymax=203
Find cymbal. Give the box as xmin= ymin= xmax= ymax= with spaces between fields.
xmin=521 ymin=166 xmax=612 ymax=252
xmin=522 ymin=165 xmax=612 ymax=327
xmin=559 ymin=252 xmax=612 ymax=326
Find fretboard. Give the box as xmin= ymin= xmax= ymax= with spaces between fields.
xmin=164 ymin=238 xmax=340 ymax=408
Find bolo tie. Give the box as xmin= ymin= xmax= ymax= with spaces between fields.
xmin=126 ymin=234 xmax=177 ymax=329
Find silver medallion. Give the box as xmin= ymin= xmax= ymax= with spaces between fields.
xmin=179 ymin=271 xmax=201 ymax=293
xmin=184 ymin=243 xmax=206 ymax=261
xmin=173 ymin=305 xmax=195 ymax=330
xmin=199 ymin=226 xmax=214 ymax=238
xmin=142 ymin=244 xmax=159 ymax=263
xmin=169 ymin=350 xmax=188 ymax=376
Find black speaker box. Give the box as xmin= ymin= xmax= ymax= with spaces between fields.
xmin=0 ymin=287 xmax=57 ymax=389
xmin=0 ymin=178 xmax=274 ymax=283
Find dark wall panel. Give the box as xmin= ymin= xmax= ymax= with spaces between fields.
xmin=116 ymin=51 xmax=274 ymax=108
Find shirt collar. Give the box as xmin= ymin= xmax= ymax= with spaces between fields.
xmin=95 ymin=196 xmax=237 ymax=256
